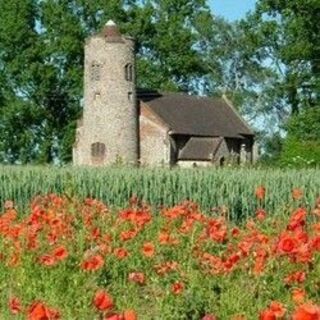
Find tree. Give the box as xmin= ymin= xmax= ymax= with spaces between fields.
xmin=258 ymin=132 xmax=283 ymax=164
xmin=0 ymin=0 xmax=44 ymax=163
xmin=133 ymin=0 xmax=212 ymax=92
xmin=240 ymin=0 xmax=320 ymax=165
xmin=243 ymin=0 xmax=320 ymax=116
xmin=196 ymin=15 xmax=279 ymax=123
xmin=280 ymin=107 xmax=320 ymax=166
xmin=0 ymin=0 xmax=213 ymax=163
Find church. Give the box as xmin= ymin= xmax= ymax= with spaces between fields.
xmin=73 ymin=21 xmax=256 ymax=167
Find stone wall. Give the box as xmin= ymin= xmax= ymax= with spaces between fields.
xmin=177 ymin=160 xmax=212 ymax=168
xmin=213 ymin=138 xmax=230 ymax=165
xmin=139 ymin=103 xmax=170 ymax=166
xmin=73 ymin=24 xmax=138 ymax=166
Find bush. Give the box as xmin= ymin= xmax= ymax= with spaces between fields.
xmin=280 ymin=137 xmax=320 ymax=168
xmin=287 ymin=107 xmax=320 ymax=141
xmin=280 ymin=107 xmax=320 ymax=167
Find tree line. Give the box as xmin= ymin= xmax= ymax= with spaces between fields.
xmin=0 ymin=0 xmax=319 ymax=165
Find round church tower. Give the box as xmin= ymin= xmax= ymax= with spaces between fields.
xmin=73 ymin=20 xmax=138 ymax=166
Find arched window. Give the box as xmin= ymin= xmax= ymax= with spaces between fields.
xmin=91 ymin=142 xmax=106 ymax=163
xmin=125 ymin=63 xmax=133 ymax=82
xmin=91 ymin=61 xmax=101 ymax=81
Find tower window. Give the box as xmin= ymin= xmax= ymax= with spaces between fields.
xmin=125 ymin=63 xmax=133 ymax=82
xmin=91 ymin=142 xmax=106 ymax=163
xmin=128 ymin=92 xmax=133 ymax=102
xmin=91 ymin=61 xmax=101 ymax=81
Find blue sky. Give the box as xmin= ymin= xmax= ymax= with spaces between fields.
xmin=209 ymin=0 xmax=256 ymax=21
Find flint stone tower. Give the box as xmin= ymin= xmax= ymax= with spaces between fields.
xmin=73 ymin=20 xmax=138 ymax=166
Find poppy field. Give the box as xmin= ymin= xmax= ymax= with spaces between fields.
xmin=0 ymin=186 xmax=320 ymax=319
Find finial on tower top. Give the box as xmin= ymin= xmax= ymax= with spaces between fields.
xmin=105 ymin=20 xmax=116 ymax=27
xmin=103 ymin=19 xmax=122 ymax=41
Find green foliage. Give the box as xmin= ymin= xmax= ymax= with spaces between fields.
xmin=243 ymin=0 xmax=320 ymax=118
xmin=280 ymin=107 xmax=320 ymax=167
xmin=135 ymin=0 xmax=210 ymax=92
xmin=258 ymin=132 xmax=284 ymax=165
xmin=0 ymin=0 xmax=85 ymax=163
xmin=280 ymin=137 xmax=320 ymax=168
xmin=286 ymin=107 xmax=320 ymax=140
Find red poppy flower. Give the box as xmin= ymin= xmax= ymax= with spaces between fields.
xmin=277 ymin=233 xmax=298 ymax=254
xmin=141 ymin=242 xmax=155 ymax=258
xmin=39 ymin=254 xmax=56 ymax=267
xmin=120 ymin=229 xmax=137 ymax=242
xmin=231 ymin=227 xmax=241 ymax=237
xmin=114 ymin=248 xmax=129 ymax=260
xmin=270 ymin=301 xmax=286 ymax=318
xmin=123 ymin=309 xmax=138 ymax=320
xmin=255 ymin=186 xmax=266 ymax=200
xmin=93 ymin=290 xmax=113 ymax=312
xmin=206 ymin=219 xmax=227 ymax=243
xmin=292 ymin=288 xmax=306 ymax=304
xmin=52 ymin=246 xmax=68 ymax=261
xmin=256 ymin=209 xmax=267 ymax=221
xmin=9 ymin=296 xmax=22 ymax=315
xmin=27 ymin=301 xmax=60 ymax=320
xmin=171 ymin=281 xmax=184 ymax=295
xmin=295 ymin=245 xmax=312 ymax=264
xmin=224 ymin=253 xmax=241 ymax=272
xmin=91 ymin=227 xmax=101 ymax=240
xmin=259 ymin=309 xmax=276 ymax=320
xmin=292 ymin=303 xmax=320 ymax=320
xmin=311 ymin=236 xmax=320 ymax=251
xmin=287 ymin=208 xmax=307 ymax=231
xmin=128 ymin=272 xmax=145 ymax=285
xmin=81 ymin=254 xmax=104 ymax=271
xmin=284 ymin=271 xmax=306 ymax=285
xmin=158 ymin=231 xmax=179 ymax=245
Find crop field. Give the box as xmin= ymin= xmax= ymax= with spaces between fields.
xmin=0 ymin=166 xmax=320 ymax=219
xmin=0 ymin=190 xmax=320 ymax=319
xmin=0 ymin=166 xmax=320 ymax=319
